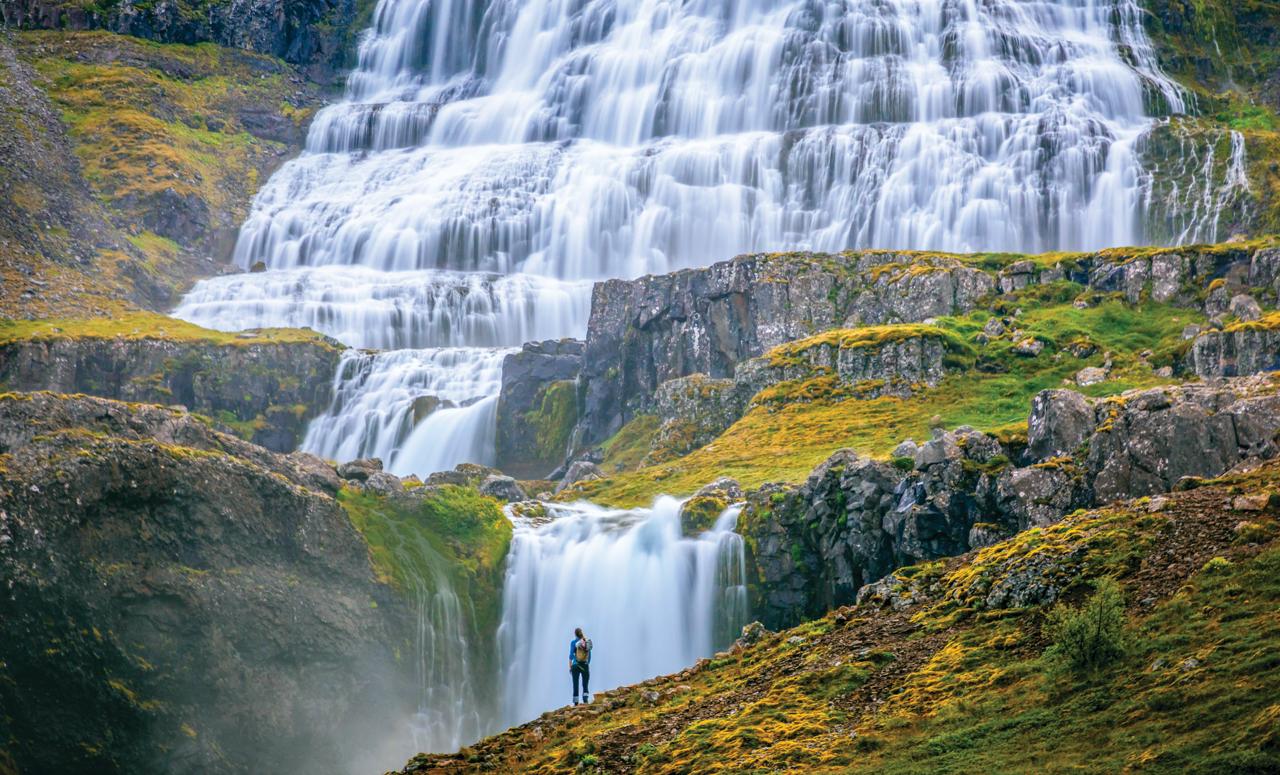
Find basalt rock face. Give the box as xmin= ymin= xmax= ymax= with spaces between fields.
xmin=745 ymin=376 xmax=1280 ymax=628
xmin=3 ymin=0 xmax=363 ymax=82
xmin=0 ymin=335 xmax=343 ymax=451
xmin=495 ymin=339 xmax=583 ymax=479
xmin=1184 ymin=322 xmax=1280 ymax=377
xmin=0 ymin=392 xmax=414 ymax=775
xmin=575 ymin=251 xmax=995 ymax=447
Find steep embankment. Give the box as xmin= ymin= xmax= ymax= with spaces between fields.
xmin=398 ymin=460 xmax=1280 ymax=774
xmin=0 ymin=392 xmax=510 ymax=775
xmin=0 ymin=30 xmax=326 ymax=316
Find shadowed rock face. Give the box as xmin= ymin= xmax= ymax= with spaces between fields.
xmin=0 ymin=335 xmax=343 ymax=451
xmin=745 ymin=376 xmax=1280 ymax=628
xmin=0 ymin=393 xmax=416 ymax=775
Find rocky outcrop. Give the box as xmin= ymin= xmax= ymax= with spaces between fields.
xmin=495 ymin=339 xmax=582 ymax=478
xmin=646 ymin=375 xmax=747 ymax=464
xmin=0 ymin=333 xmax=343 ymax=451
xmin=4 ymin=0 xmax=365 ymax=83
xmin=745 ymin=375 xmax=1280 ymax=627
xmin=574 ymin=251 xmax=995 ymax=447
xmin=0 ymin=392 xmax=416 ymax=774
xmin=1184 ymin=316 xmax=1280 ymax=377
xmin=736 ymin=328 xmax=955 ymax=403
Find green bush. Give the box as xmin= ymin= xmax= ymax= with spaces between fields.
xmin=1044 ymin=577 xmax=1129 ymax=674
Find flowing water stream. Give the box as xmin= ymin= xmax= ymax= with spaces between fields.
xmin=168 ymin=0 xmax=1231 ymax=761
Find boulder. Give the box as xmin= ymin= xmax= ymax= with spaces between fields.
xmin=337 ymin=458 xmax=383 ymax=481
xmin=479 ymin=475 xmax=527 ymax=503
xmin=494 ymin=339 xmax=583 ymax=478
xmin=555 ymin=460 xmax=605 ymax=493
xmin=1229 ymin=293 xmax=1263 ymax=322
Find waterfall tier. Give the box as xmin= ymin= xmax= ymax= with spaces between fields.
xmin=174 ymin=267 xmax=590 ymax=351
xmin=301 ymin=348 xmax=513 ymax=476
xmin=498 ymin=498 xmax=749 ymax=724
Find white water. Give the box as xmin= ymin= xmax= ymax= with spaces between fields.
xmin=174 ymin=267 xmax=590 ymax=351
xmin=498 ymin=499 xmax=749 ymax=724
xmin=301 ymin=347 xmax=512 ymax=476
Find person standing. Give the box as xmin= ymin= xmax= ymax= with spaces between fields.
xmin=570 ymin=627 xmax=592 ymax=705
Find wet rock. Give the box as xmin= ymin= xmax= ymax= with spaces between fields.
xmin=495 ymin=339 xmax=583 ymax=478
xmin=983 ymin=317 xmax=1007 ymax=337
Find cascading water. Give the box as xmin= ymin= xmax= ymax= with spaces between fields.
xmin=167 ymin=0 xmax=1215 ymax=758
xmin=302 ymin=347 xmax=513 ymax=476
xmin=498 ymin=499 xmax=749 ymax=723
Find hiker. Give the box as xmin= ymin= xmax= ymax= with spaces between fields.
xmin=570 ymin=626 xmax=592 ymax=705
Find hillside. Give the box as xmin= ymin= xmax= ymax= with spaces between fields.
xmin=399 ymin=460 xmax=1280 ymax=774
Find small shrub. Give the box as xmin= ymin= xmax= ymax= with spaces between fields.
xmin=892 ymin=456 xmax=915 ymax=471
xmin=1044 ymin=577 xmax=1129 ymax=674
xmin=1202 ymin=556 xmax=1234 ymax=573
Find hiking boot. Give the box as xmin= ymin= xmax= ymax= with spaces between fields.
xmin=583 ymin=694 xmax=591 ymax=703
xmin=573 ymin=696 xmax=579 ymax=706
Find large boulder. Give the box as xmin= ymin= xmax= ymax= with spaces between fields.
xmin=1025 ymin=389 xmax=1096 ymax=461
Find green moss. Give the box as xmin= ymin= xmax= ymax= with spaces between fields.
xmin=524 ymin=380 xmax=578 ymax=468
xmin=338 ymin=485 xmax=513 ymax=681
xmin=598 ymin=414 xmax=661 ymax=474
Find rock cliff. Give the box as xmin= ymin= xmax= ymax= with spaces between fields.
xmin=0 ymin=392 xmax=415 ymax=774
xmin=0 ymin=326 xmax=344 ymax=451
xmin=494 ymin=339 xmax=583 ymax=479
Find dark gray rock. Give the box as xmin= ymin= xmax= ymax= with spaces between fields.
xmin=4 ymin=0 xmax=364 ymax=83
xmin=337 ymin=458 xmax=382 ymax=481
xmin=1185 ymin=324 xmax=1280 ymax=378
xmin=555 ymin=460 xmax=604 ymax=493
xmin=495 ymin=339 xmax=583 ymax=478
xmin=574 ymin=251 xmax=995 ymax=447
xmin=361 ymin=471 xmax=404 ymax=496
xmin=1229 ymin=294 xmax=1263 ymax=322
xmin=0 ymin=393 xmax=415 ymax=774
xmin=1026 ymin=389 xmax=1096 ymax=461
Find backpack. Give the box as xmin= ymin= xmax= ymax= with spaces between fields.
xmin=575 ymin=638 xmax=592 ymax=663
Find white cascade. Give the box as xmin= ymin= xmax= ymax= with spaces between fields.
xmin=301 ymin=348 xmax=512 ymax=476
xmin=498 ymin=499 xmax=749 ymax=724
xmin=173 ymin=267 xmax=590 ymax=351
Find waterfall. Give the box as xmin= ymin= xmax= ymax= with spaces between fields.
xmin=176 ymin=0 xmax=1197 ymax=471
xmin=173 ymin=267 xmax=590 ymax=351
xmin=363 ymin=505 xmax=487 ymax=756
xmin=301 ymin=348 xmax=512 ymax=476
xmin=498 ymin=499 xmax=749 ymax=724
xmin=166 ymin=0 xmax=1208 ymax=757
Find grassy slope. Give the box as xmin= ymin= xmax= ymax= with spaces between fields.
xmin=0 ymin=311 xmax=339 ymax=347
xmin=573 ymin=284 xmax=1202 ymax=507
xmin=1 ymin=30 xmax=323 ymax=317
xmin=403 ymin=462 xmax=1280 ymax=774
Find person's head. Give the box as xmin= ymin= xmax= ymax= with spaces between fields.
xmin=574 ymin=627 xmax=584 ymax=639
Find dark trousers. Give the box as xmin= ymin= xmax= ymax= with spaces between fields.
xmin=571 ymin=663 xmax=590 ymax=698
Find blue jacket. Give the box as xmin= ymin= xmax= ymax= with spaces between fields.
xmin=570 ymin=637 xmax=591 ymax=666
